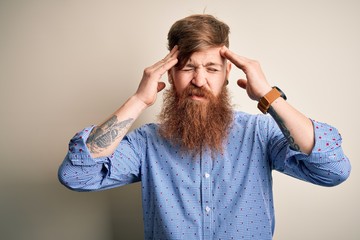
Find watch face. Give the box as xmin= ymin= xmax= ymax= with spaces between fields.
xmin=274 ymin=86 xmax=287 ymax=100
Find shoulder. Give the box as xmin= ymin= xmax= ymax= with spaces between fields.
xmin=232 ymin=111 xmax=274 ymax=128
xmin=128 ymin=122 xmax=158 ymax=134
xmin=126 ymin=123 xmax=161 ymax=141
xmin=231 ymin=111 xmax=280 ymax=141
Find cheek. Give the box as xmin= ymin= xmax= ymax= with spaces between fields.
xmin=174 ymin=82 xmax=190 ymax=96
xmin=172 ymin=73 xmax=192 ymax=92
xmin=210 ymin=85 xmax=224 ymax=97
xmin=209 ymin=76 xmax=226 ymax=95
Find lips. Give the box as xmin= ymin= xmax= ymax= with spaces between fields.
xmin=188 ymin=92 xmax=207 ymax=101
xmin=189 ymin=92 xmax=205 ymax=98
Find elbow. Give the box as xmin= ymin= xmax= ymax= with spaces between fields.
xmin=301 ymin=154 xmax=351 ymax=187
xmin=58 ymin=164 xmax=80 ymax=191
xmin=329 ymin=164 xmax=351 ymax=187
xmin=58 ymin=161 xmax=91 ymax=192
xmin=318 ymin=159 xmax=351 ymax=187
xmin=58 ymin=156 xmax=110 ymax=192
xmin=331 ymin=157 xmax=351 ymax=187
xmin=321 ymin=171 xmax=350 ymax=187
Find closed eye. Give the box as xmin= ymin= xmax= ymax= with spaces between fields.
xmin=182 ymin=65 xmax=196 ymax=72
xmin=182 ymin=68 xmax=195 ymax=72
xmin=207 ymin=68 xmax=220 ymax=72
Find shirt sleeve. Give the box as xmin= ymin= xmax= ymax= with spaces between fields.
xmin=268 ymin=119 xmax=351 ymax=187
xmin=58 ymin=126 xmax=145 ymax=191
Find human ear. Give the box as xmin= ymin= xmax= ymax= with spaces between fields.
xmin=225 ymin=62 xmax=232 ymax=82
xmin=225 ymin=62 xmax=231 ymax=85
xmin=167 ymin=69 xmax=174 ymax=84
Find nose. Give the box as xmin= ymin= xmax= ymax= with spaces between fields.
xmin=191 ymin=69 xmax=207 ymax=87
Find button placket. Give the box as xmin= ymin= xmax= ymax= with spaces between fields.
xmin=205 ymin=206 xmax=211 ymax=213
xmin=200 ymin=150 xmax=212 ymax=239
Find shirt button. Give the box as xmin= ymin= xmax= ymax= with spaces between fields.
xmin=204 ymin=173 xmax=210 ymax=179
xmin=205 ymin=206 xmax=211 ymax=212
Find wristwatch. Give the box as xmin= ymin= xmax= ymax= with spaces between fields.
xmin=257 ymin=86 xmax=287 ymax=114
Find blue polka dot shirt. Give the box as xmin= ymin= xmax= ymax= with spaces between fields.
xmin=59 ymin=111 xmax=351 ymax=239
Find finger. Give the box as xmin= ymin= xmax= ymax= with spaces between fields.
xmin=168 ymin=45 xmax=179 ymax=57
xmin=237 ymin=79 xmax=247 ymax=89
xmin=155 ymin=46 xmax=179 ymax=75
xmin=154 ymin=55 xmax=178 ymax=76
xmin=220 ymin=46 xmax=251 ymax=70
xmin=160 ymin=45 xmax=179 ymax=64
xmin=157 ymin=82 xmax=166 ymax=92
xmin=150 ymin=46 xmax=179 ymax=70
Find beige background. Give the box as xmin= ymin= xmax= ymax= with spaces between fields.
xmin=0 ymin=0 xmax=359 ymax=239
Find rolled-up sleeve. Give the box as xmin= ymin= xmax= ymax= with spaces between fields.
xmin=58 ymin=126 xmax=143 ymax=191
xmin=270 ymin=119 xmax=351 ymax=187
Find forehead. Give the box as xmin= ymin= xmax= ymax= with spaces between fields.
xmin=186 ymin=47 xmax=225 ymax=66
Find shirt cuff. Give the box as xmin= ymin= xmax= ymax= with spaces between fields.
xmin=67 ymin=126 xmax=108 ymax=166
xmin=289 ymin=119 xmax=345 ymax=163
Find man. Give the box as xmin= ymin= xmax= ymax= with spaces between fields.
xmin=58 ymin=14 xmax=351 ymax=239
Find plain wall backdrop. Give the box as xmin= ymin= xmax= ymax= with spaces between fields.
xmin=0 ymin=0 xmax=359 ymax=239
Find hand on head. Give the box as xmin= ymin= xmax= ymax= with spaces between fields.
xmin=220 ymin=46 xmax=272 ymax=101
xmin=135 ymin=46 xmax=179 ymax=106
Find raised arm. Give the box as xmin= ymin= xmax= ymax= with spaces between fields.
xmin=86 ymin=46 xmax=179 ymax=158
xmin=220 ymin=46 xmax=314 ymax=154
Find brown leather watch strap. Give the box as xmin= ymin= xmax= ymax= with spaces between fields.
xmin=257 ymin=87 xmax=282 ymax=114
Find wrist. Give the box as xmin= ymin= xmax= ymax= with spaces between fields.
xmin=132 ymin=92 xmax=153 ymax=107
xmin=257 ymin=86 xmax=273 ymax=101
xmin=129 ymin=94 xmax=149 ymax=112
xmin=257 ymin=86 xmax=287 ymax=114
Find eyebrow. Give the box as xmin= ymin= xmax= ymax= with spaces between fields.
xmin=204 ymin=62 xmax=223 ymax=67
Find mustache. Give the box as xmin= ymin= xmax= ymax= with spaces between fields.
xmin=181 ymin=85 xmax=214 ymax=99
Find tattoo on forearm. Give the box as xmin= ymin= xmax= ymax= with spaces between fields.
xmin=86 ymin=116 xmax=134 ymax=154
xmin=267 ymin=106 xmax=301 ymax=151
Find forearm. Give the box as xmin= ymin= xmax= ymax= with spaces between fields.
xmin=86 ymin=95 xmax=148 ymax=158
xmin=268 ymin=97 xmax=314 ymax=154
xmin=270 ymin=118 xmax=351 ymax=187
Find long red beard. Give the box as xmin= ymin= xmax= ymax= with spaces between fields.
xmin=158 ymin=84 xmax=233 ymax=155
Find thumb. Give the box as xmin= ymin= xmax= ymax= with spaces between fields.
xmin=237 ymin=79 xmax=247 ymax=89
xmin=157 ymin=82 xmax=166 ymax=92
